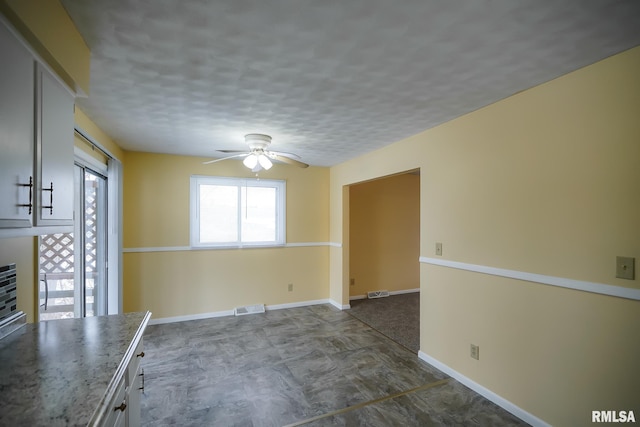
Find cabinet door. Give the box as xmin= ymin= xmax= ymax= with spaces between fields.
xmin=0 ymin=20 xmax=34 ymax=228
xmin=127 ymin=339 xmax=144 ymax=427
xmin=103 ymin=376 xmax=127 ymax=427
xmin=128 ymin=363 xmax=143 ymax=427
xmin=35 ymin=64 xmax=75 ymax=225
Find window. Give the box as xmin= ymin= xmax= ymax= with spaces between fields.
xmin=190 ymin=176 xmax=285 ymax=248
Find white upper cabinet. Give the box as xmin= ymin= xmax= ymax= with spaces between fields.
xmin=0 ymin=20 xmax=35 ymax=228
xmin=34 ymin=64 xmax=75 ymax=226
xmin=0 ymin=17 xmax=75 ymax=230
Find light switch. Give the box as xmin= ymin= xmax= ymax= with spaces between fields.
xmin=435 ymin=242 xmax=443 ymax=256
xmin=616 ymin=256 xmax=635 ymax=280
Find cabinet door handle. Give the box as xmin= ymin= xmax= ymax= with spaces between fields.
xmin=139 ymin=368 xmax=145 ymax=392
xmin=136 ymin=351 xmax=145 ymax=358
xmin=18 ymin=176 xmax=33 ymax=214
xmin=114 ymin=402 xmax=127 ymax=412
xmin=42 ymin=182 xmax=53 ymax=215
xmin=39 ymin=273 xmax=49 ymax=310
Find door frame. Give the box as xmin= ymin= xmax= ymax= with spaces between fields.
xmin=73 ymin=130 xmax=124 ymax=315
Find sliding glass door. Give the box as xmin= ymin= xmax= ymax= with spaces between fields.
xmin=38 ymin=164 xmax=107 ymax=320
xmin=78 ymin=166 xmax=107 ymax=317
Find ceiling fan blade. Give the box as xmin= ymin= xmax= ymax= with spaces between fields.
xmin=268 ymin=150 xmax=301 ymax=160
xmin=218 ymin=150 xmax=249 ymax=153
xmin=202 ymin=153 xmax=248 ymax=165
xmin=270 ymin=153 xmax=309 ymax=168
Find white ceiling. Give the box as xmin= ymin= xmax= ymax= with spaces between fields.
xmin=60 ymin=0 xmax=640 ymax=167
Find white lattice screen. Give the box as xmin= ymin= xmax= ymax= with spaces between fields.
xmin=40 ymin=234 xmax=74 ymax=275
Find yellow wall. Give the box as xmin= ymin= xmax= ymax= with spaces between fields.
xmin=349 ymin=173 xmax=420 ymax=296
xmin=330 ymin=46 xmax=640 ymax=425
xmin=122 ymin=152 xmax=330 ymax=318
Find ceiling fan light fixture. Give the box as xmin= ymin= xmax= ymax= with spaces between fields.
xmin=243 ymin=154 xmax=258 ymax=169
xmin=258 ymin=154 xmax=273 ymax=170
xmin=205 ymin=132 xmax=309 ymax=169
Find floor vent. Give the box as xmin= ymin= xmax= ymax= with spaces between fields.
xmin=234 ymin=304 xmax=265 ymax=316
xmin=367 ymin=290 xmax=390 ymax=299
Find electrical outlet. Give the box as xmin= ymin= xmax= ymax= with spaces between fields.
xmin=288 ymin=283 xmax=293 ymax=292
xmin=470 ymin=344 xmax=479 ymax=360
xmin=435 ymin=242 xmax=443 ymax=256
xmin=350 ymin=278 xmax=355 ymax=286
xmin=616 ymin=256 xmax=635 ymax=280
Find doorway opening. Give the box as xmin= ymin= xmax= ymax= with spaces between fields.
xmin=347 ymin=169 xmax=420 ymax=352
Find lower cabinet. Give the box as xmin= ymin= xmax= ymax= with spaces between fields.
xmin=103 ymin=338 xmax=145 ymax=427
xmin=0 ymin=312 xmax=151 ymax=426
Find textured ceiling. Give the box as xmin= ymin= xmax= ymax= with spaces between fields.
xmin=60 ymin=0 xmax=640 ymax=167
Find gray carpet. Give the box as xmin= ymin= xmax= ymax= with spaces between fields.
xmin=348 ymin=293 xmax=420 ymax=353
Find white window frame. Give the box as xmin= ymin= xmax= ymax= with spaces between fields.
xmin=190 ymin=175 xmax=286 ymax=248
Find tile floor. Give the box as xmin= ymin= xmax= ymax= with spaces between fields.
xmin=348 ymin=293 xmax=420 ymax=353
xmin=141 ymin=304 xmax=528 ymax=426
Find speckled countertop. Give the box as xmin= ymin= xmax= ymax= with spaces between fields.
xmin=0 ymin=311 xmax=151 ymax=426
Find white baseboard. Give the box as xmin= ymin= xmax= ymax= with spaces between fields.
xmin=148 ymin=309 xmax=235 ymax=325
xmin=390 ymin=288 xmax=420 ymax=295
xmin=350 ymin=288 xmax=420 ymax=301
xmin=266 ymin=299 xmax=330 ymax=311
xmin=418 ymin=351 xmax=550 ymax=427
xmin=329 ymin=299 xmax=351 ymax=310
xmin=147 ymin=299 xmax=345 ymax=325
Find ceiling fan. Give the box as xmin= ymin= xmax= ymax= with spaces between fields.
xmin=203 ymin=134 xmax=309 ymax=172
